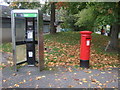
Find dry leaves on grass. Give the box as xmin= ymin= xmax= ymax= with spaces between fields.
xmin=2 ymin=32 xmax=119 ymax=70
xmin=44 ymin=40 xmax=119 ymax=70
xmin=44 ymin=41 xmax=80 ymax=67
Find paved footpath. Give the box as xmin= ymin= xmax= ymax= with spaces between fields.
xmin=2 ymin=65 xmax=119 ymax=89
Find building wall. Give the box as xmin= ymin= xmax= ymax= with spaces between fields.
xmin=1 ymin=18 xmax=52 ymax=43
xmin=1 ymin=18 xmax=62 ymax=43
xmin=1 ymin=18 xmax=25 ymax=43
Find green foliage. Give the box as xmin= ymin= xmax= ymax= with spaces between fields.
xmin=75 ymin=7 xmax=97 ymax=31
xmin=41 ymin=2 xmax=51 ymax=14
xmin=10 ymin=2 xmax=41 ymax=9
xmin=61 ymin=2 xmax=87 ymax=31
xmin=62 ymin=2 xmax=119 ymax=31
xmin=61 ymin=14 xmax=80 ymax=31
xmin=65 ymin=2 xmax=87 ymax=14
xmin=93 ymin=2 xmax=119 ymax=26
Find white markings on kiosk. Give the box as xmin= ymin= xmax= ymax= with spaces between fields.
xmin=28 ymin=52 xmax=33 ymax=57
xmin=27 ymin=31 xmax=33 ymax=39
xmin=28 ymin=22 xmax=33 ymax=26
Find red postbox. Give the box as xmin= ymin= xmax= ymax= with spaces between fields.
xmin=80 ymin=31 xmax=92 ymax=68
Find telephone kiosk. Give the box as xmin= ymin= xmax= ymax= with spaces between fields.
xmin=11 ymin=10 xmax=44 ymax=71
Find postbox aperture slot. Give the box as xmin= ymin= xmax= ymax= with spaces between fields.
xmin=86 ymin=37 xmax=91 ymax=46
xmin=86 ymin=38 xmax=91 ymax=39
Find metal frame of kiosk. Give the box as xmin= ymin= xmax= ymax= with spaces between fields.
xmin=11 ymin=9 xmax=44 ymax=72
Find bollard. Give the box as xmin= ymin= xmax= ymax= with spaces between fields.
xmin=80 ymin=31 xmax=92 ymax=68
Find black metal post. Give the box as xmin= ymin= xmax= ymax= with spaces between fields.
xmin=26 ymin=18 xmax=36 ymax=66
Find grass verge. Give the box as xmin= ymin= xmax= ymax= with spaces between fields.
xmin=0 ymin=31 xmax=119 ymax=70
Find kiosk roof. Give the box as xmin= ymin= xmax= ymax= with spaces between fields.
xmin=12 ymin=9 xmax=39 ymax=14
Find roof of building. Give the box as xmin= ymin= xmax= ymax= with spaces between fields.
xmin=0 ymin=5 xmax=50 ymax=21
xmin=0 ymin=5 xmax=11 ymax=18
xmin=0 ymin=5 xmax=63 ymax=23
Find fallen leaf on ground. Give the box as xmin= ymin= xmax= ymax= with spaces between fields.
xmin=27 ymin=71 xmax=31 ymax=75
xmin=101 ymin=72 xmax=105 ymax=74
xmin=82 ymin=78 xmax=88 ymax=83
xmin=74 ymin=78 xmax=80 ymax=81
xmin=23 ymin=80 xmax=26 ymax=83
xmin=94 ymin=74 xmax=100 ymax=76
xmin=14 ymin=84 xmax=19 ymax=87
xmin=83 ymin=80 xmax=88 ymax=83
xmin=84 ymin=71 xmax=92 ymax=74
xmin=106 ymin=81 xmax=109 ymax=83
xmin=3 ymin=80 xmax=7 ymax=82
xmin=78 ymin=82 xmax=83 ymax=85
xmin=36 ymin=76 xmax=42 ymax=80
xmin=97 ymin=86 xmax=102 ymax=88
xmin=36 ymin=85 xmax=39 ymax=88
xmin=108 ymin=72 xmax=112 ymax=73
xmin=91 ymin=79 xmax=97 ymax=82
xmin=55 ymin=79 xmax=61 ymax=81
xmin=48 ymin=83 xmax=52 ymax=87
xmin=96 ymin=80 xmax=100 ymax=83
xmin=68 ymin=85 xmax=74 ymax=88
xmin=68 ymin=67 xmax=73 ymax=72
xmin=101 ymin=77 xmax=104 ymax=79
xmin=74 ymin=73 xmax=77 ymax=75
xmin=98 ymin=83 xmax=102 ymax=86
xmin=57 ymin=87 xmax=61 ymax=88
xmin=54 ymin=73 xmax=58 ymax=76
xmin=82 ymin=78 xmax=87 ymax=81
xmin=63 ymin=77 xmax=67 ymax=80
xmin=12 ymin=73 xmax=17 ymax=76
xmin=62 ymin=72 xmax=65 ymax=74
xmin=19 ymin=82 xmax=23 ymax=84
xmin=91 ymin=82 xmax=96 ymax=84
xmin=42 ymin=76 xmax=46 ymax=78
xmin=29 ymin=78 xmax=32 ymax=81
xmin=9 ymin=86 xmax=13 ymax=88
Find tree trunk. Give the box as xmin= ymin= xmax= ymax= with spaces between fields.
xmin=107 ymin=24 xmax=120 ymax=51
xmin=108 ymin=27 xmax=112 ymax=36
xmin=50 ymin=2 xmax=56 ymax=34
